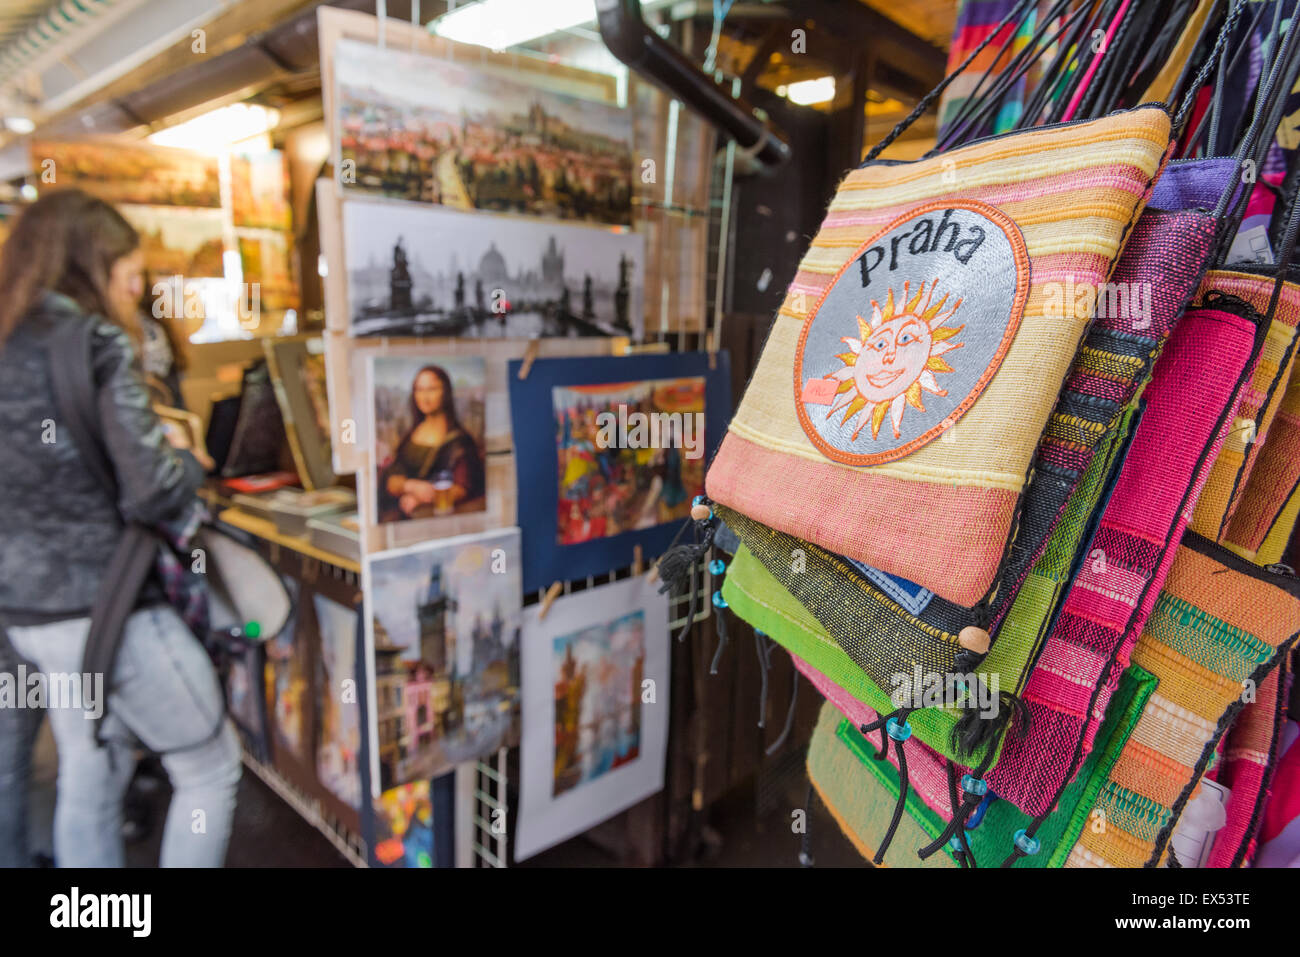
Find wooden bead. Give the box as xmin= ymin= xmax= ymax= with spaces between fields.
xmin=958 ymin=626 xmax=990 ymax=655
xmin=690 ymin=503 xmax=711 ymax=521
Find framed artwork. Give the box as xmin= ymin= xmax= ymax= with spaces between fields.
xmin=507 ymin=351 xmax=731 ymax=592
xmin=373 ymin=781 xmax=436 ymax=868
xmin=31 ymin=138 xmax=221 ymax=208
xmin=264 ymin=578 xmax=310 ymax=767
xmin=119 ymin=204 xmax=225 ymax=278
xmin=343 ymin=198 xmax=643 ymax=339
xmin=363 ymin=528 xmax=522 ymax=794
xmin=238 ymin=233 xmax=299 ymax=312
xmin=334 ymin=37 xmax=633 ymax=226
xmin=224 ymin=640 xmax=269 ymax=762
xmin=264 ymin=336 xmax=338 ymax=491
xmin=368 ymin=354 xmax=487 ymax=524
xmin=515 ymin=575 xmax=670 ymax=861
xmin=313 ymin=594 xmax=363 ymax=812
xmin=231 ymin=150 xmax=292 ymax=230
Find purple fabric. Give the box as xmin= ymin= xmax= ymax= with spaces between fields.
xmin=1149 ymin=157 xmax=1238 ymax=212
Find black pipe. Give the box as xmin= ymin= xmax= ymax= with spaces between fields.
xmin=596 ymin=0 xmax=791 ymax=168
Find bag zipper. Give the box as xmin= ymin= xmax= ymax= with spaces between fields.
xmin=861 ymin=101 xmax=1172 ymax=169
xmin=1181 ymin=530 xmax=1300 ymax=596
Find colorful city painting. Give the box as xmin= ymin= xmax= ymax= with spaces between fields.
xmin=343 ymin=198 xmax=643 ymax=338
xmin=238 ymin=233 xmax=299 ymax=312
xmin=231 ymin=150 xmax=292 ymax=230
xmin=120 ymin=204 xmax=225 ymax=279
xmin=364 ymin=528 xmax=522 ymax=793
xmin=369 ymin=354 xmax=487 ymax=524
xmin=373 ymin=781 xmax=435 ymax=868
xmin=31 ymin=138 xmax=222 ymax=208
xmin=264 ymin=581 xmax=309 ymax=764
xmin=553 ymin=377 xmax=705 ymax=544
xmin=516 ymin=576 xmax=669 ymax=861
xmin=552 ymin=610 xmax=646 ymax=797
xmin=313 ymin=594 xmax=362 ymax=811
xmin=334 ymin=38 xmax=633 ymax=225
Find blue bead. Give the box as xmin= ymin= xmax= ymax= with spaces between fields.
xmin=693 ymin=495 xmax=706 ymax=507
xmin=947 ymin=835 xmax=966 ymax=852
xmin=709 ymin=559 xmax=727 ymax=575
xmin=960 ymin=775 xmax=988 ymax=796
xmin=711 ymin=590 xmax=728 ymax=610
xmin=755 ymin=629 xmax=767 ymax=638
xmin=885 ymin=717 xmax=912 ymax=741
xmin=1013 ymin=828 xmax=1041 ymax=856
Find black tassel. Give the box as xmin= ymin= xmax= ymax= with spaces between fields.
xmin=657 ymin=538 xmax=708 ymax=599
xmin=709 ymin=605 xmax=729 ymax=674
xmin=950 ymin=686 xmax=1031 ymax=759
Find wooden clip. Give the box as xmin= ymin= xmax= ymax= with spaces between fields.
xmin=632 ymin=544 xmax=644 ymax=576
xmin=537 ymin=581 xmax=564 ymax=620
xmin=517 ymin=337 xmax=541 ymax=380
xmin=707 ymin=330 xmax=718 ymax=370
xmin=646 ymin=558 xmax=660 ymax=584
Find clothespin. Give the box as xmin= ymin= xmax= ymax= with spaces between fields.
xmin=632 ymin=544 xmax=644 ymax=575
xmin=537 ymin=581 xmax=563 ymax=620
xmin=646 ymin=556 xmax=660 ymax=584
xmin=707 ymin=330 xmax=718 ymax=370
xmin=517 ymin=337 xmax=541 ymax=380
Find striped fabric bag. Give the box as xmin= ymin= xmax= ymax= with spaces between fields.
xmin=1204 ymin=662 xmax=1291 ymax=866
xmin=714 ymin=191 xmax=1224 ymax=769
xmin=805 ymin=663 xmax=1156 ymax=868
xmin=1188 ymin=270 xmax=1300 ymax=542
xmin=1225 ymin=352 xmax=1300 ymax=565
xmin=1255 ymin=687 xmax=1300 ymax=867
xmin=706 ymin=104 xmax=1172 ymax=611
xmin=980 ymin=302 xmax=1266 ymax=818
xmin=1058 ymin=537 xmax=1300 ymax=868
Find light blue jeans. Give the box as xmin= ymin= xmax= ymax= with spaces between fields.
xmin=0 ymin=629 xmax=42 ymax=867
xmin=7 ymin=606 xmax=241 ymax=867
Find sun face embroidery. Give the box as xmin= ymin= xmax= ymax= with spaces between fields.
xmin=824 ymin=279 xmax=964 ymax=441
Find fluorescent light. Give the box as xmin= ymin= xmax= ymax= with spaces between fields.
xmin=431 ymin=0 xmax=598 ymax=51
xmin=4 ymin=116 xmax=34 ymax=134
xmin=785 ymin=76 xmax=835 ymax=106
xmin=19 ymin=184 xmax=37 ymax=201
xmin=148 ymin=104 xmax=280 ymax=154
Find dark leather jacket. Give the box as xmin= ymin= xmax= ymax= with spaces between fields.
xmin=0 ymin=292 xmax=204 ymax=624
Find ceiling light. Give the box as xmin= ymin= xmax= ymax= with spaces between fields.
xmin=148 ymin=104 xmax=280 ymax=154
xmin=4 ymin=116 xmax=35 ymax=134
xmin=784 ymin=76 xmax=835 ymax=106
xmin=431 ymin=0 xmax=599 ymax=51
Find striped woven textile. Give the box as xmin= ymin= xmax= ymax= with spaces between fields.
xmin=982 ymin=204 xmax=1221 ymax=634
xmin=706 ymin=106 xmax=1172 ymax=608
xmin=937 ymin=0 xmax=1053 ymax=140
xmin=1205 ymin=664 xmax=1288 ymax=867
xmin=1256 ymin=707 xmax=1300 ymax=867
xmin=1060 ymin=540 xmax=1300 ymax=867
xmin=1189 ymin=270 xmax=1300 ymax=543
xmin=803 ymin=665 xmax=1156 ymax=868
xmin=1225 ymin=357 xmax=1300 ymax=563
xmin=805 ymin=700 xmax=958 ymax=868
xmin=984 ymin=306 xmax=1262 ymax=815
xmin=720 ymin=543 xmax=1010 ymax=765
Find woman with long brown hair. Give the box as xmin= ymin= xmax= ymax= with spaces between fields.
xmin=0 ymin=188 xmax=240 ymax=867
